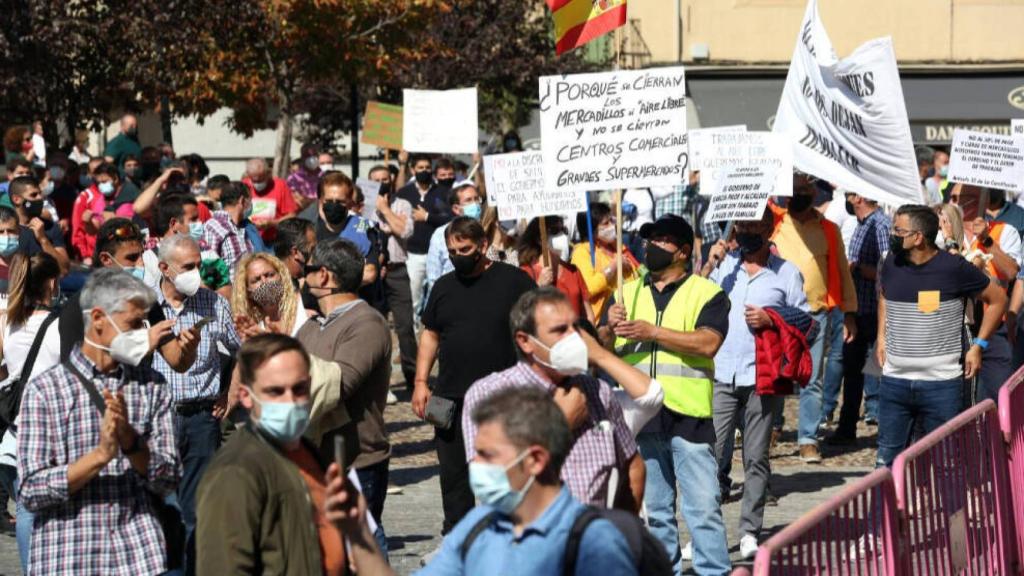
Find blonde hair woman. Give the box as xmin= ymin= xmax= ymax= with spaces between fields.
xmin=231 ymin=253 xmax=308 ymax=337
xmin=936 ymin=203 xmax=967 ymax=255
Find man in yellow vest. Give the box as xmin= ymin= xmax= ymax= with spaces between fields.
xmin=605 ymin=214 xmax=731 ymax=575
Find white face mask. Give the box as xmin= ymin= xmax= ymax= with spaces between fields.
xmin=167 ymin=264 xmax=201 ymax=297
xmin=597 ymin=224 xmax=616 ymax=244
xmin=549 ymin=234 xmax=570 ymax=260
xmin=252 ymin=180 xmax=268 ymax=192
xmin=529 ymin=332 xmax=589 ymax=376
xmin=86 ymin=311 xmax=151 ymax=367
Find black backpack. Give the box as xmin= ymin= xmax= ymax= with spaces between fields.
xmin=460 ymin=506 xmax=672 ymax=576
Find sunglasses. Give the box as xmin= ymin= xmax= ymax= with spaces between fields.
xmin=104 ymin=223 xmax=141 ymax=241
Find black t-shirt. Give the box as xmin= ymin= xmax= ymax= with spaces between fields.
xmin=18 ymin=222 xmax=65 ymax=255
xmin=396 ymin=182 xmax=452 ymax=255
xmin=879 ymin=250 xmax=990 ymax=381
xmin=421 ymin=262 xmax=536 ymax=398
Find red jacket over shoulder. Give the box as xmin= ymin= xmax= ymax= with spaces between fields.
xmin=754 ymin=308 xmax=814 ymax=396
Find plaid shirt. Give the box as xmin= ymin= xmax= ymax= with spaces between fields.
xmin=151 ymin=286 xmax=241 ymax=403
xmin=461 ymin=362 xmax=638 ymax=506
xmin=202 ymin=211 xmax=252 ymax=279
xmin=654 ymin=184 xmax=700 ymax=228
xmin=17 ymin=346 xmax=180 ymax=575
xmin=848 ymin=209 xmax=891 ymax=319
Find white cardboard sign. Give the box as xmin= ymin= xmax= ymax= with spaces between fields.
xmin=947 ymin=129 xmax=1024 ymax=193
xmin=539 ymin=67 xmax=688 ymax=193
xmin=483 ymin=151 xmax=587 ymax=220
xmin=355 ymin=178 xmax=382 ymax=222
xmin=688 ymin=125 xmax=747 ymax=171
xmin=697 ymin=131 xmax=793 ymax=197
xmin=402 ymin=88 xmax=479 ymax=154
xmin=1013 ymin=119 xmax=1024 ymax=137
xmin=704 ymin=165 xmax=779 ymax=223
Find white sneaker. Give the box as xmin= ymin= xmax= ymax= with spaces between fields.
xmin=680 ymin=540 xmax=693 ymax=561
xmin=386 ymin=390 xmax=398 ymax=405
xmin=740 ymin=534 xmax=759 ymax=560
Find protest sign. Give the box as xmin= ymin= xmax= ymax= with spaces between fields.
xmin=696 ymin=131 xmax=793 ymax=196
xmin=355 ymin=178 xmax=382 ymax=222
xmin=1013 ymin=119 xmax=1024 ymax=137
xmin=483 ymin=151 xmax=587 ymax=220
xmin=688 ymin=125 xmax=746 ymax=171
xmin=539 ymin=66 xmax=688 ymax=193
xmin=403 ymin=88 xmax=479 ymax=154
xmin=704 ymin=165 xmax=779 ymax=223
xmin=361 ymin=101 xmax=404 ymax=150
xmin=947 ymin=129 xmax=1024 ymax=193
xmin=773 ymin=0 xmax=921 ymax=206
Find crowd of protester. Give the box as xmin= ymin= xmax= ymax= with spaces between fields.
xmin=0 ymin=118 xmax=1014 ymax=576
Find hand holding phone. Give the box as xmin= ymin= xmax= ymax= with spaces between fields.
xmin=334 ymin=436 xmax=347 ymax=477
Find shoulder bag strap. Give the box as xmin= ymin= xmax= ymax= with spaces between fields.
xmin=63 ymin=359 xmax=106 ymax=415
xmin=19 ymin=310 xmax=60 ymax=387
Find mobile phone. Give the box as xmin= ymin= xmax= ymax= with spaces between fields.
xmin=334 ymin=435 xmax=347 ymax=475
xmin=192 ymin=316 xmax=215 ymax=332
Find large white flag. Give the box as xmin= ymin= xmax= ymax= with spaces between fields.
xmin=773 ymin=0 xmax=922 ymax=206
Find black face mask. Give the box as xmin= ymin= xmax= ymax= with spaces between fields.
xmin=788 ymin=194 xmax=814 ymax=213
xmin=414 ymin=170 xmax=433 ymax=186
xmin=451 ymin=250 xmax=481 ymax=276
xmin=378 ymin=182 xmax=393 ymax=198
xmin=845 ymin=200 xmax=856 ymax=216
xmin=322 ymin=200 xmax=348 ymax=226
xmin=889 ymin=234 xmax=907 ymax=258
xmin=644 ymin=243 xmax=676 ymax=272
xmin=736 ymin=232 xmax=765 ymax=255
xmin=436 ymin=177 xmax=456 ymax=189
xmin=22 ymin=199 xmax=43 ymax=219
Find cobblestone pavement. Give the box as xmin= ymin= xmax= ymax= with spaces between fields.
xmin=0 ymin=368 xmax=879 ymax=576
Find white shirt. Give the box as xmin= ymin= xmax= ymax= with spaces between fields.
xmin=0 ymin=311 xmax=61 ymax=465
xmin=31 ymin=133 xmax=46 ymax=167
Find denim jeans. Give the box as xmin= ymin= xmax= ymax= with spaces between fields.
xmin=864 ymin=373 xmax=880 ymax=420
xmin=175 ymin=411 xmax=222 ymax=575
xmin=638 ymin=432 xmax=731 ymax=576
xmin=13 ymin=477 xmax=30 ymax=572
xmin=876 ymin=376 xmax=962 ymax=468
xmin=356 ymin=459 xmax=390 ymax=563
xmin=978 ymin=327 xmax=1013 ymax=404
xmin=803 ymin=308 xmax=844 ymax=445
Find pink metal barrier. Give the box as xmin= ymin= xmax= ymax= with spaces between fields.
xmin=999 ymin=364 xmax=1024 ymax=572
xmin=892 ymin=399 xmax=1016 ymax=575
xmin=750 ymin=468 xmax=902 ymax=575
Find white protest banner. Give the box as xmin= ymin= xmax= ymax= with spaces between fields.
xmin=1013 ymin=119 xmax=1024 ymax=137
xmin=947 ymin=129 xmax=1024 ymax=193
xmin=704 ymin=165 xmax=778 ymax=223
xmin=773 ymin=0 xmax=920 ymax=206
xmin=539 ymin=66 xmax=687 ymax=193
xmin=483 ymin=151 xmax=587 ymax=220
xmin=402 ymin=88 xmax=479 ymax=154
xmin=697 ymin=131 xmax=793 ymax=196
xmin=688 ymin=125 xmax=747 ymax=170
xmin=355 ymin=178 xmax=382 ymax=222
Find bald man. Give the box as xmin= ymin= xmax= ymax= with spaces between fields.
xmin=103 ymin=113 xmax=142 ymax=169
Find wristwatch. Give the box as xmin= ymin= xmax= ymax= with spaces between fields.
xmin=123 ymin=433 xmax=145 ymax=456
xmin=974 ymin=338 xmax=990 ymax=351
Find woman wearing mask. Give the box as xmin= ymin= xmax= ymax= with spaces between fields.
xmin=480 ymin=205 xmax=519 ymax=267
xmin=231 ymin=253 xmax=308 ymax=338
xmin=571 ymin=202 xmax=640 ymax=319
xmin=518 ymin=216 xmax=595 ymax=326
xmin=0 ymin=207 xmax=21 ymax=309
xmin=0 ymin=251 xmax=62 ymax=571
xmin=937 ymin=202 xmax=967 ymax=255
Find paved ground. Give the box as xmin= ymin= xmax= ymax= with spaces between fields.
xmin=0 ymin=370 xmax=879 ymax=576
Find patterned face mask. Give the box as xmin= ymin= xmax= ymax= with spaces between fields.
xmin=250 ymin=279 xmax=285 ymax=309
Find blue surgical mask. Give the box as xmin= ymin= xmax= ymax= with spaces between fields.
xmin=939 ymin=165 xmax=949 ymax=178
xmin=106 ymin=253 xmax=146 ymax=281
xmin=0 ymin=235 xmax=19 ymax=257
xmin=188 ymin=221 xmax=204 ymax=241
xmin=468 ymin=449 xmax=535 ymax=514
xmin=247 ymin=389 xmax=311 ymax=444
xmin=462 ymin=202 xmax=482 ymax=220
xmin=98 ymin=181 xmax=115 ymax=197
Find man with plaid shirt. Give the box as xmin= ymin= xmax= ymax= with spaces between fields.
xmin=828 ymin=193 xmax=890 ymax=445
xmin=462 ymin=287 xmax=646 ymax=509
xmin=202 ymin=181 xmax=253 ymax=280
xmin=18 ymin=269 xmax=180 ymax=575
xmin=151 ymin=233 xmax=241 ymax=573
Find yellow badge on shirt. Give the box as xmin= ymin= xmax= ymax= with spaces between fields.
xmin=918 ymin=290 xmax=940 ymax=314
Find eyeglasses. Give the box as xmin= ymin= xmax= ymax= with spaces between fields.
xmin=892 ymin=226 xmax=920 ymax=238
xmin=103 ymin=223 xmax=141 ymax=241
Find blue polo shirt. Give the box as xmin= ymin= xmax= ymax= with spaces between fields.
xmin=416 ymin=487 xmax=637 ymax=576
xmin=709 ymin=252 xmax=808 ymax=387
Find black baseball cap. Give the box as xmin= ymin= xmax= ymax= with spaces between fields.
xmin=639 ymin=214 xmax=694 ymax=248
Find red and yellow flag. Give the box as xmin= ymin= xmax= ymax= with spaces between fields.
xmin=547 ymin=0 xmax=627 ymax=56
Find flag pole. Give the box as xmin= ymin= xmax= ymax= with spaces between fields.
xmin=586 ymin=199 xmax=596 ymax=268
xmin=615 ymin=189 xmax=624 ymax=305
xmin=539 ymin=216 xmax=550 ymax=267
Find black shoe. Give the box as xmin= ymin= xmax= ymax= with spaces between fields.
xmin=765 ymin=490 xmax=779 ymax=507
xmin=826 ymin=433 xmax=857 ymax=446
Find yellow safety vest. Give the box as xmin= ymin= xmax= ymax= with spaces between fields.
xmin=614 ymin=274 xmax=721 ymax=418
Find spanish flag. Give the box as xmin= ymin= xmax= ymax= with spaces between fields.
xmin=548 ymin=0 xmax=627 ymax=56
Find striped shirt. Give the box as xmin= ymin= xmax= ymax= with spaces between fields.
xmin=879 ymin=251 xmax=990 ymax=381
xmin=203 ymin=211 xmax=253 ymax=279
xmin=17 ymin=347 xmax=180 ymax=575
xmin=461 ymin=362 xmax=638 ymax=506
